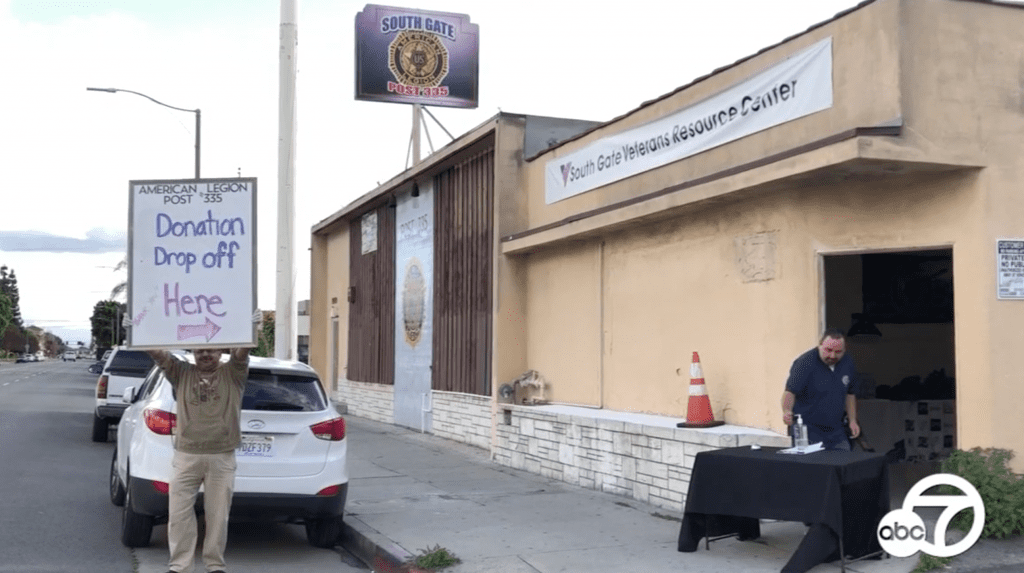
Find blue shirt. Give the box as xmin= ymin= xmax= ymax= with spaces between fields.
xmin=785 ymin=348 xmax=859 ymax=447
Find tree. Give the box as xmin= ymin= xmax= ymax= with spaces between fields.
xmin=0 ymin=266 xmax=23 ymax=329
xmin=0 ymin=292 xmax=11 ymax=344
xmin=109 ymin=256 xmax=128 ymax=301
xmin=90 ymin=300 xmax=126 ymax=348
xmin=25 ymin=326 xmax=61 ymax=358
xmin=44 ymin=332 xmax=63 ymax=357
xmin=25 ymin=330 xmax=38 ymax=354
xmin=252 ymin=310 xmax=275 ymax=357
xmin=1 ymin=324 xmax=24 ymax=357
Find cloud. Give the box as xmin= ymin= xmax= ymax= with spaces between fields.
xmin=0 ymin=228 xmax=125 ymax=253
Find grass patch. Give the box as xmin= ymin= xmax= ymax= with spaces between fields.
xmin=912 ymin=553 xmax=953 ymax=572
xmin=408 ymin=544 xmax=461 ymax=571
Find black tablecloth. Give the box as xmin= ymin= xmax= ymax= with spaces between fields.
xmin=677 ymin=446 xmax=889 ymax=573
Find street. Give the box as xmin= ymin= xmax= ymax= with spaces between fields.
xmin=0 ymin=359 xmax=367 ymax=573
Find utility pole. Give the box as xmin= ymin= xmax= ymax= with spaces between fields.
xmin=412 ymin=104 xmax=422 ymax=165
xmin=275 ymin=0 xmax=298 ymax=360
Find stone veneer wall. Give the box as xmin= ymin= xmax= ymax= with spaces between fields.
xmin=332 ymin=381 xmax=492 ymax=449
xmin=332 ymin=381 xmax=793 ymax=513
xmin=431 ymin=391 xmax=492 ymax=450
xmin=332 ymin=379 xmax=394 ymax=424
xmin=493 ymin=404 xmax=791 ymax=513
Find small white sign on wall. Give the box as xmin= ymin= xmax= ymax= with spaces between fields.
xmin=361 ymin=211 xmax=378 ymax=254
xmin=997 ymin=239 xmax=1024 ymax=300
xmin=126 ymin=178 xmax=258 ymax=349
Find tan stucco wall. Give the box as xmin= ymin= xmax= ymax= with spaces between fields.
xmin=524 ymin=242 xmax=602 ymax=407
xmin=309 ymin=226 xmax=349 ymax=391
xmin=515 ymin=0 xmax=1024 ymax=469
xmin=899 ymin=0 xmax=1024 ymax=468
xmin=492 ymin=118 xmax=530 ymax=395
xmin=523 ymin=168 xmax=978 ymax=430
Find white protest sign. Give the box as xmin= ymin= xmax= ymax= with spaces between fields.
xmin=126 ymin=178 xmax=257 ymax=349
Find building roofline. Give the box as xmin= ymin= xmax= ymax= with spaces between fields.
xmin=533 ymin=0 xmax=1024 ymax=161
xmin=312 ymin=110 xmax=605 ymax=234
xmin=311 ymin=113 xmax=505 ymax=234
xmin=530 ymin=0 xmax=879 ymax=160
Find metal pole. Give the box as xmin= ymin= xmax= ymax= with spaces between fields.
xmin=86 ymin=87 xmax=200 ymax=179
xmin=195 ymin=109 xmax=201 ymax=179
xmin=412 ymin=104 xmax=422 ymax=165
xmin=275 ymin=0 xmax=298 ymax=360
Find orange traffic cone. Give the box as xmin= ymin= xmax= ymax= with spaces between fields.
xmin=677 ymin=352 xmax=725 ymax=428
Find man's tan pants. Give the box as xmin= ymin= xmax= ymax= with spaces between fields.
xmin=168 ymin=450 xmax=237 ymax=573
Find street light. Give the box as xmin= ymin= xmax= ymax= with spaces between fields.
xmin=86 ymin=87 xmax=201 ymax=179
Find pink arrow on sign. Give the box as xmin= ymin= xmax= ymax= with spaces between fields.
xmin=177 ymin=317 xmax=222 ymax=342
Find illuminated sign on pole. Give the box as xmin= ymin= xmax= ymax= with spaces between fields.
xmin=355 ymin=4 xmax=479 ymax=109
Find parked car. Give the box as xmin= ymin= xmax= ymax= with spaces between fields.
xmin=89 ymin=349 xmax=112 ymax=373
xmin=92 ymin=347 xmax=155 ymax=442
xmin=110 ymin=354 xmax=348 ymax=549
xmin=63 ymin=351 xmax=77 ymax=362
xmin=16 ymin=354 xmax=35 ymax=363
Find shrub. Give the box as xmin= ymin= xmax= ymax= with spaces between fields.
xmin=913 ymin=553 xmax=953 ymax=572
xmin=252 ymin=313 xmax=275 ymax=358
xmin=940 ymin=448 xmax=1024 ymax=539
xmin=409 ymin=544 xmax=461 ymax=570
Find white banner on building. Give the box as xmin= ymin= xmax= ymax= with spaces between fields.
xmin=545 ymin=37 xmax=833 ymax=204
xmin=393 ymin=183 xmax=434 ymax=432
xmin=997 ymin=239 xmax=1024 ymax=300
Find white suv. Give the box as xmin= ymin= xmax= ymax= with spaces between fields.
xmin=109 ymin=353 xmax=348 ymax=549
xmin=63 ymin=351 xmax=77 ymax=362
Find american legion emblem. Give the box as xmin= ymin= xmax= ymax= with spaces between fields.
xmin=402 ymin=258 xmax=426 ymax=347
xmin=388 ymin=29 xmax=449 ymax=89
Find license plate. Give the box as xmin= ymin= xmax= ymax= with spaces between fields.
xmin=238 ymin=435 xmax=274 ymax=457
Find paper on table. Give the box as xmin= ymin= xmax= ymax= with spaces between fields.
xmin=778 ymin=442 xmax=824 ymax=455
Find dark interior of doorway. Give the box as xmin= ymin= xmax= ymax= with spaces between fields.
xmin=824 ymin=249 xmax=955 ymax=505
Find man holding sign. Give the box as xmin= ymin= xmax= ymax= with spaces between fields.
xmin=125 ymin=310 xmax=261 ymax=573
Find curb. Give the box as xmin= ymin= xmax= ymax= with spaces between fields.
xmin=340 ymin=514 xmax=430 ymax=573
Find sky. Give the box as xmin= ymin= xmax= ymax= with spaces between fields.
xmin=0 ymin=0 xmax=869 ymax=347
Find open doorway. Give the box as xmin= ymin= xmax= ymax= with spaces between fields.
xmin=824 ymin=249 xmax=955 ymax=499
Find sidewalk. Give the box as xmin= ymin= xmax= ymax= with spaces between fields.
xmin=340 ymin=415 xmax=935 ymax=573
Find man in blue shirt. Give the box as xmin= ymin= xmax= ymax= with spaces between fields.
xmin=781 ymin=329 xmax=861 ymax=450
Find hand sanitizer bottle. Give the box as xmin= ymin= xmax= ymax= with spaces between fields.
xmin=795 ymin=415 xmax=809 ymax=448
